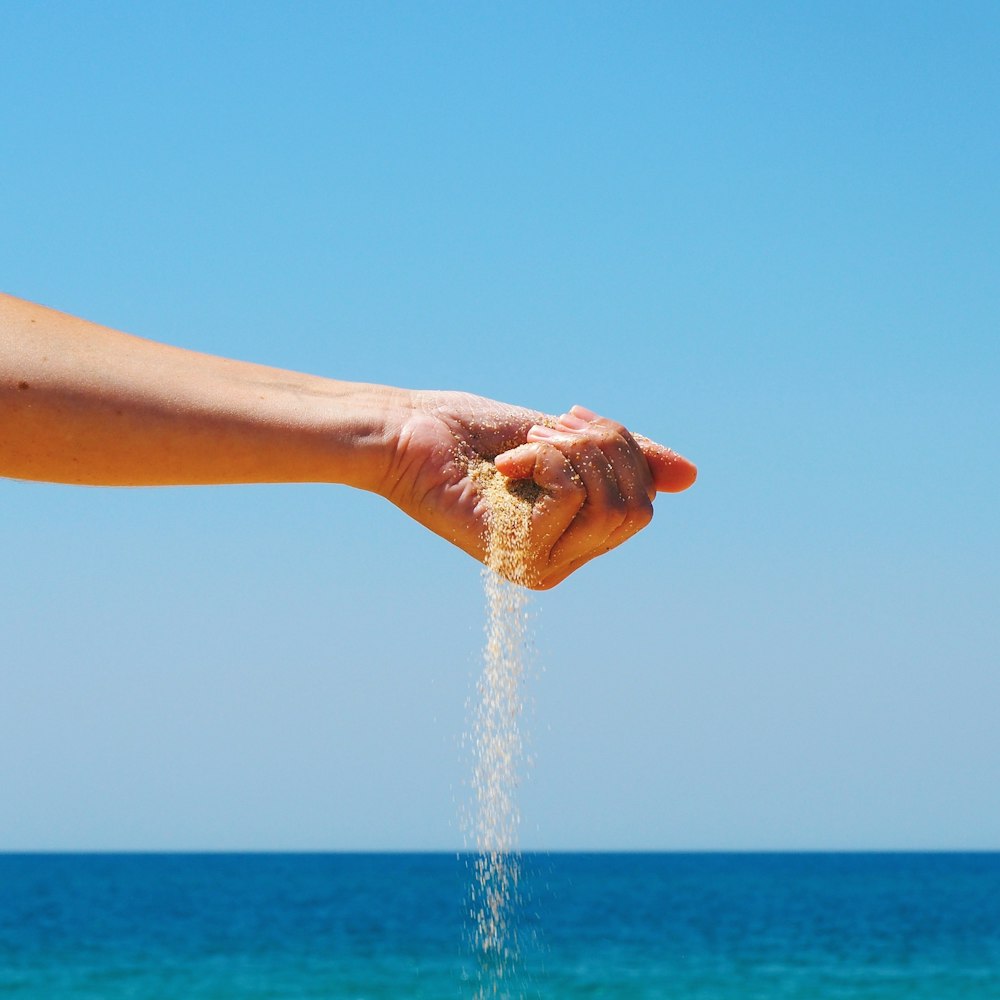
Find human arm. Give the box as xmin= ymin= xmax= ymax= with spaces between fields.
xmin=0 ymin=292 xmax=402 ymax=490
xmin=1 ymin=293 xmax=696 ymax=588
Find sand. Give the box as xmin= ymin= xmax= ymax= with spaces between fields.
xmin=467 ymin=457 xmax=540 ymax=993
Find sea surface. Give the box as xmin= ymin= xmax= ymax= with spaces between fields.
xmin=2 ymin=852 xmax=999 ymax=999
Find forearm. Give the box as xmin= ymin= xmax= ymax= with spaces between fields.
xmin=0 ymin=293 xmax=405 ymax=490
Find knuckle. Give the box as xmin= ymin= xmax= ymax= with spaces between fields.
xmin=633 ymin=501 xmax=654 ymax=529
xmin=617 ymin=500 xmax=653 ymax=536
xmin=565 ymin=474 xmax=587 ymax=500
xmin=600 ymin=493 xmax=628 ymax=520
xmin=595 ymin=417 xmax=628 ymax=437
xmin=594 ymin=427 xmax=627 ymax=452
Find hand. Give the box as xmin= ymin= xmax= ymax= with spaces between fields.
xmin=378 ymin=391 xmax=696 ymax=589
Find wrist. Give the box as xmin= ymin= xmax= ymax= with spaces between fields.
xmin=319 ymin=381 xmax=414 ymax=493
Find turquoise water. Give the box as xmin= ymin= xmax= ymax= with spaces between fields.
xmin=2 ymin=853 xmax=999 ymax=998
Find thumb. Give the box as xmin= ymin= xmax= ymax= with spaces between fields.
xmin=634 ymin=434 xmax=697 ymax=493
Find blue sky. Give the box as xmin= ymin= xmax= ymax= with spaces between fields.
xmin=2 ymin=1 xmax=998 ymax=850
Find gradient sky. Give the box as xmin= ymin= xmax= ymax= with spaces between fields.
xmin=2 ymin=1 xmax=998 ymax=850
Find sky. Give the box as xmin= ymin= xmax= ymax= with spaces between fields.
xmin=1 ymin=1 xmax=998 ymax=851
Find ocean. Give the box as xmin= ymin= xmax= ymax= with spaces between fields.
xmin=2 ymin=852 xmax=999 ymax=998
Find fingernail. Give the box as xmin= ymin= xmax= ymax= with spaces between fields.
xmin=570 ymin=404 xmax=598 ymax=421
xmin=558 ymin=413 xmax=589 ymax=430
xmin=527 ymin=424 xmax=558 ymax=440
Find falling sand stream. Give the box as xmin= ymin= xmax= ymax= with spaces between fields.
xmin=467 ymin=457 xmax=541 ymax=998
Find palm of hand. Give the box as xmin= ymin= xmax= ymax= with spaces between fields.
xmin=381 ymin=390 xmax=544 ymax=569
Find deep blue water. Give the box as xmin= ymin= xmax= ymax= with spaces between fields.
xmin=2 ymin=853 xmax=1000 ymax=998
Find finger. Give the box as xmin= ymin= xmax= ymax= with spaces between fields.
xmin=528 ymin=420 xmax=654 ymax=565
xmin=493 ymin=442 xmax=539 ymax=480
xmin=537 ymin=546 xmax=613 ymax=590
xmin=540 ymin=552 xmax=593 ymax=589
xmin=523 ymin=440 xmax=588 ymax=556
xmin=550 ymin=475 xmax=652 ymax=567
xmin=567 ymin=405 xmax=697 ymax=494
xmin=554 ymin=411 xmax=658 ymax=563
xmin=497 ymin=427 xmax=614 ymax=564
xmin=492 ymin=425 xmax=581 ymax=478
xmin=555 ymin=410 xmax=590 ymax=432
xmin=493 ymin=419 xmax=572 ymax=478
xmin=559 ymin=411 xmax=656 ymax=503
xmin=491 ymin=431 xmax=590 ymax=542
xmin=633 ymin=434 xmax=698 ymax=493
xmin=546 ymin=435 xmax=632 ymax=566
xmin=491 ymin=419 xmax=673 ymax=583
